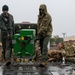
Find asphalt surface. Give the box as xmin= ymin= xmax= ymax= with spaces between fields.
xmin=0 ymin=61 xmax=75 ymax=75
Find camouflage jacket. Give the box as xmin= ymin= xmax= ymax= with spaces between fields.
xmin=0 ymin=13 xmax=15 ymax=37
xmin=37 ymin=4 xmax=53 ymax=36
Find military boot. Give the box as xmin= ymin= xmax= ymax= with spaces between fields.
xmin=39 ymin=61 xmax=46 ymax=67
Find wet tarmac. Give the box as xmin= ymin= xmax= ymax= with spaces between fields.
xmin=47 ymin=62 xmax=75 ymax=75
xmin=0 ymin=61 xmax=75 ymax=75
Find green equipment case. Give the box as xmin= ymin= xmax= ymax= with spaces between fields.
xmin=13 ymin=29 xmax=36 ymax=58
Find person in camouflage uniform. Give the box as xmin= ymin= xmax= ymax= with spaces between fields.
xmin=64 ymin=41 xmax=75 ymax=56
xmin=0 ymin=5 xmax=14 ymax=61
xmin=37 ymin=4 xmax=53 ymax=66
xmin=57 ymin=43 xmax=66 ymax=61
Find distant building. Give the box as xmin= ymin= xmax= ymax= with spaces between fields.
xmin=64 ymin=36 xmax=75 ymax=42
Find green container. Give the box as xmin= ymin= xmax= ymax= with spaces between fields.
xmin=13 ymin=29 xmax=36 ymax=58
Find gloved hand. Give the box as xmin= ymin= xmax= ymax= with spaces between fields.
xmin=39 ymin=30 xmax=47 ymax=37
xmin=7 ymin=34 xmax=11 ymax=39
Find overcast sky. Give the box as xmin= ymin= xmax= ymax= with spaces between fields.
xmin=0 ymin=0 xmax=75 ymax=37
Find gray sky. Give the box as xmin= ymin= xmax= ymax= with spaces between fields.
xmin=0 ymin=0 xmax=75 ymax=37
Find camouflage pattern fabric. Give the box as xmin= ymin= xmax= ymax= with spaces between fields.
xmin=37 ymin=4 xmax=53 ymax=37
xmin=0 ymin=13 xmax=14 ymax=60
xmin=64 ymin=42 xmax=75 ymax=56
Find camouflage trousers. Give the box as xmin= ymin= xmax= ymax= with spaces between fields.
xmin=37 ymin=35 xmax=50 ymax=62
xmin=1 ymin=31 xmax=12 ymax=60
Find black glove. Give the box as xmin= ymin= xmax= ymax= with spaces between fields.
xmin=7 ymin=34 xmax=11 ymax=39
xmin=40 ymin=30 xmax=47 ymax=37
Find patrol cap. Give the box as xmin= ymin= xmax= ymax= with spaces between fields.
xmin=2 ymin=5 xmax=9 ymax=11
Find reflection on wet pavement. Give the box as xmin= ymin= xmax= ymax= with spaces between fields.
xmin=47 ymin=63 xmax=75 ymax=75
xmin=0 ymin=62 xmax=75 ymax=75
xmin=0 ymin=67 xmax=2 ymax=75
